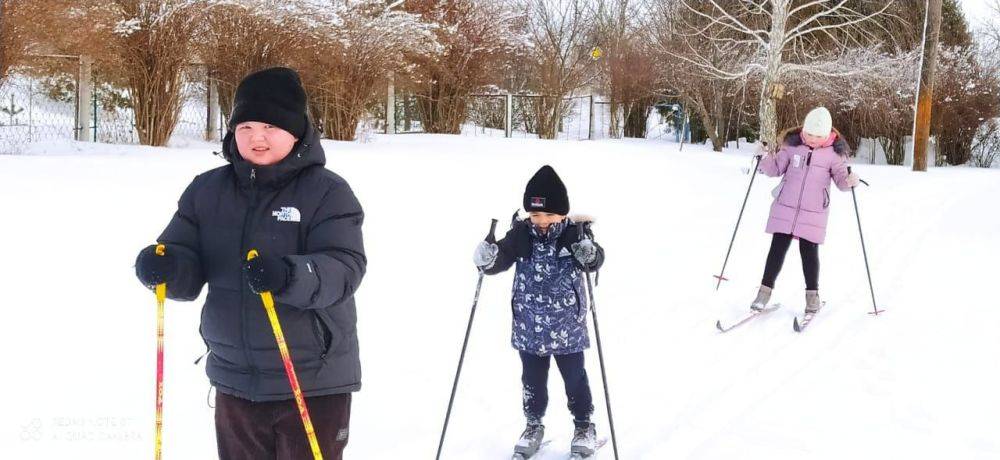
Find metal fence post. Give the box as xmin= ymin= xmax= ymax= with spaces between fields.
xmin=505 ymin=93 xmax=513 ymax=138
xmin=92 ymin=86 xmax=98 ymax=141
xmin=206 ymin=73 xmax=220 ymax=141
xmin=386 ymin=72 xmax=396 ymax=134
xmin=588 ymin=95 xmax=595 ymax=140
xmin=76 ymin=55 xmax=93 ymax=142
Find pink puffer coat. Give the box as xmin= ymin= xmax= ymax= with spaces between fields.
xmin=758 ymin=128 xmax=853 ymax=245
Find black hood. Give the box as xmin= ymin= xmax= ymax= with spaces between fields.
xmin=222 ymin=122 xmax=326 ymax=190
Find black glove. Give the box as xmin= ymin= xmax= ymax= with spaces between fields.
xmin=135 ymin=244 xmax=177 ymax=289
xmin=244 ymin=253 xmax=291 ymax=294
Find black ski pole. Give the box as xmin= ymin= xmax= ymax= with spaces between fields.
xmin=580 ymin=223 xmax=620 ymax=460
xmin=436 ymin=218 xmax=499 ymax=460
xmin=714 ymin=145 xmax=766 ymax=290
xmin=847 ymin=167 xmax=884 ymax=316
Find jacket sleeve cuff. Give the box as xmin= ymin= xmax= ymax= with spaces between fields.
xmin=274 ymin=255 xmax=321 ymax=309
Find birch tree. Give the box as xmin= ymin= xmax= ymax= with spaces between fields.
xmin=661 ymin=0 xmax=900 ymax=146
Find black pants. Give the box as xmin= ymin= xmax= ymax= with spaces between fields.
xmin=762 ymin=233 xmax=819 ymax=290
xmin=215 ymin=391 xmax=351 ymax=460
xmin=520 ymin=351 xmax=594 ymax=427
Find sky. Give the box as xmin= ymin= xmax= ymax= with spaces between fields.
xmin=959 ymin=0 xmax=996 ymax=28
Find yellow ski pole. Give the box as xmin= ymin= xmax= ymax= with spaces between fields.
xmin=246 ymin=250 xmax=324 ymax=460
xmin=154 ymin=244 xmax=166 ymax=460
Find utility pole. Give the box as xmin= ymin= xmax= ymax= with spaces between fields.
xmin=912 ymin=0 xmax=943 ymax=171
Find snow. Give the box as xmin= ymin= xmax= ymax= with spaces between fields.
xmin=1 ymin=134 xmax=999 ymax=459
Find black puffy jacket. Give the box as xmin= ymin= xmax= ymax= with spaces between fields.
xmin=148 ymin=123 xmax=365 ymax=402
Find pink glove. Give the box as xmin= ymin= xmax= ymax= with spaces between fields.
xmin=755 ymin=143 xmax=773 ymax=158
xmin=846 ymin=172 xmax=861 ymax=188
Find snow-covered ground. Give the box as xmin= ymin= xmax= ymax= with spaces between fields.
xmin=1 ymin=134 xmax=998 ymax=459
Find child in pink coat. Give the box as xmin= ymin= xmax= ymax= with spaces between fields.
xmin=751 ymin=107 xmax=860 ymax=314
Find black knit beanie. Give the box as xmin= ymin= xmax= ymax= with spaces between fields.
xmin=523 ymin=165 xmax=570 ymax=215
xmin=229 ymin=67 xmax=308 ymax=138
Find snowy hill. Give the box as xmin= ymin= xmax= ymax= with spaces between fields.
xmin=1 ymin=134 xmax=997 ymax=459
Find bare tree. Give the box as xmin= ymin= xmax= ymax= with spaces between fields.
xmin=983 ymin=1 xmax=1000 ymax=68
xmin=0 ymin=0 xmax=58 ymax=86
xmin=403 ymin=0 xmax=524 ymax=134
xmin=648 ymin=2 xmax=756 ymax=150
xmin=971 ymin=120 xmax=1000 ymax=168
xmin=298 ymin=1 xmax=438 ymax=141
xmin=195 ymin=1 xmax=307 ymax=121
xmin=520 ymin=0 xmax=596 ymax=139
xmin=58 ymin=0 xmax=205 ymax=146
xmin=661 ymin=0 xmax=900 ymax=146
xmin=593 ymin=0 xmax=658 ymax=138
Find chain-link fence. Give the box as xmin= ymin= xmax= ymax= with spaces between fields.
xmin=91 ymin=63 xmax=222 ymax=145
xmin=459 ymin=93 xmax=628 ymax=141
xmin=4 ymin=61 xmax=657 ymax=154
xmin=0 ymin=56 xmax=80 ymax=154
xmin=461 ymin=94 xmax=506 ymax=137
xmin=1 ymin=57 xmax=221 ymax=154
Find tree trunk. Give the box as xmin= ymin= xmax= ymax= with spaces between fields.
xmin=759 ymin=93 xmax=779 ymax=148
xmin=692 ymin=98 xmax=723 ymax=152
xmin=128 ymin=63 xmax=185 ymax=146
xmin=759 ymin=0 xmax=789 ymax=147
xmin=608 ymin=100 xmax=621 ymax=139
xmin=623 ymin=101 xmax=650 ymax=139
xmin=535 ymin=95 xmax=563 ymax=139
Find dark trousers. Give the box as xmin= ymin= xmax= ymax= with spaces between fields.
xmin=215 ymin=391 xmax=351 ymax=460
xmin=520 ymin=351 xmax=594 ymax=427
xmin=762 ymin=233 xmax=819 ymax=290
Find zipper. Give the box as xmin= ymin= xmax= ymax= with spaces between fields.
xmin=790 ymin=149 xmax=813 ymax=232
xmin=239 ymin=166 xmax=260 ymax=399
xmin=312 ymin=312 xmax=329 ymax=359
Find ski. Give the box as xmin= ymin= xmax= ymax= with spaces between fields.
xmin=569 ymin=437 xmax=609 ymax=459
xmin=792 ymin=302 xmax=826 ymax=332
xmin=715 ymin=304 xmax=781 ymax=333
xmin=512 ymin=440 xmax=552 ymax=460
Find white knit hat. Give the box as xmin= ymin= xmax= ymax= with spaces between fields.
xmin=803 ymin=107 xmax=833 ymax=137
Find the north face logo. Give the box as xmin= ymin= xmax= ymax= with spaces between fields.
xmin=529 ymin=197 xmax=546 ymax=208
xmin=272 ymin=207 xmax=301 ymax=222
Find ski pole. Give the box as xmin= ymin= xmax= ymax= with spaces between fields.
xmin=436 ymin=218 xmax=499 ymax=460
xmin=580 ymin=223 xmax=620 ymax=460
xmin=246 ymin=249 xmax=324 ymax=460
xmin=847 ymin=167 xmax=884 ymax=316
xmin=154 ymin=244 xmax=166 ymax=460
xmin=714 ymin=144 xmax=766 ymax=290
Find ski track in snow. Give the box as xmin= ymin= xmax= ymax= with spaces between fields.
xmin=0 ymin=134 xmax=998 ymax=459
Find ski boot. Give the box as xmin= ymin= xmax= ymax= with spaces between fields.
xmin=750 ymin=285 xmax=773 ymax=311
xmin=570 ymin=422 xmax=597 ymax=458
xmin=805 ymin=290 xmax=822 ymax=314
xmin=512 ymin=423 xmax=545 ymax=459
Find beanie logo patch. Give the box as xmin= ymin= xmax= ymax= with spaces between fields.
xmin=529 ymin=197 xmax=546 ymax=208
